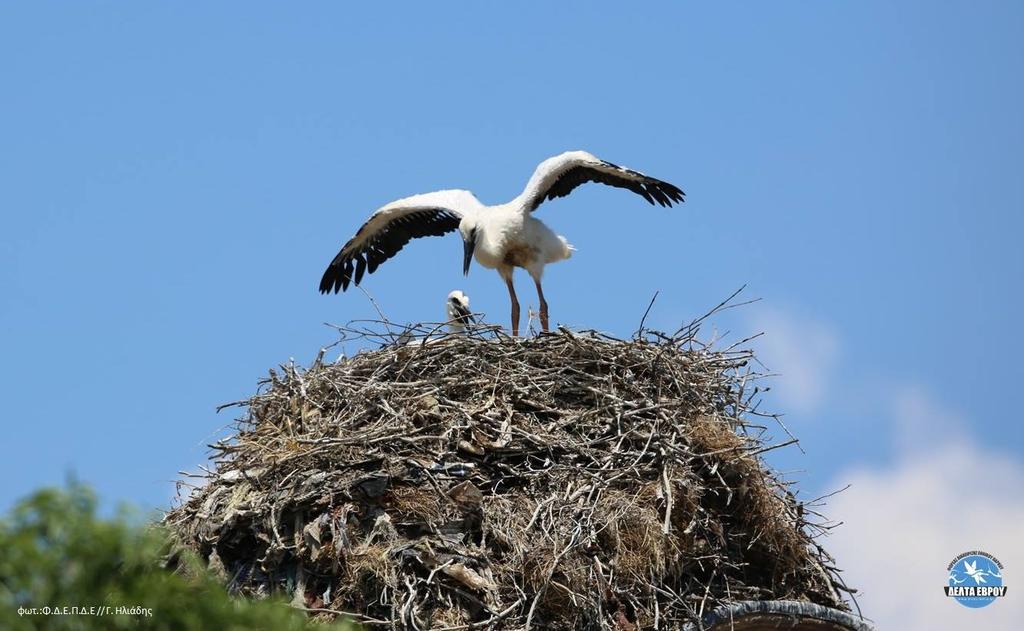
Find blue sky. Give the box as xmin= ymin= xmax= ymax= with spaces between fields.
xmin=2 ymin=3 xmax=1022 ymax=625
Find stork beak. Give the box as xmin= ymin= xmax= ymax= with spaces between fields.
xmin=451 ymin=298 xmax=474 ymax=324
xmin=462 ymin=231 xmax=476 ymax=276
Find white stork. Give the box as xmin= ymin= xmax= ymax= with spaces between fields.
xmin=319 ymin=151 xmax=685 ymax=335
xmin=446 ymin=290 xmax=473 ymax=333
xmin=396 ymin=290 xmax=473 ymax=346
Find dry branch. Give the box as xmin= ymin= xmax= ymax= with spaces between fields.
xmin=166 ymin=309 xmax=853 ymax=630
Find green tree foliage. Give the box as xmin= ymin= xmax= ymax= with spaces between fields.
xmin=0 ymin=482 xmax=357 ymax=631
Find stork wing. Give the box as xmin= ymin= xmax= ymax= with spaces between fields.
xmin=521 ymin=150 xmax=685 ymax=212
xmin=319 ymin=189 xmax=483 ymax=293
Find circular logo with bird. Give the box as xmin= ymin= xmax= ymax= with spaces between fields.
xmin=945 ymin=551 xmax=1006 ymax=609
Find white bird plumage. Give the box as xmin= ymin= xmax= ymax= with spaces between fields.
xmin=446 ymin=290 xmax=473 ymax=333
xmin=320 ymin=150 xmax=685 ymax=335
xmin=396 ymin=289 xmax=473 ymax=347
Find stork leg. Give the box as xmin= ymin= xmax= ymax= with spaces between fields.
xmin=503 ymin=271 xmax=521 ymax=336
xmin=534 ymin=278 xmax=549 ymax=332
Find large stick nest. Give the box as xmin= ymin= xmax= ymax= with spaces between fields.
xmin=166 ymin=310 xmax=854 ymax=630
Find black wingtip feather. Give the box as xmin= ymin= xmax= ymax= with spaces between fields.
xmin=341 ymin=259 xmax=354 ymax=291
xmin=318 ymin=271 xmax=333 ymax=294
xmin=318 ymin=208 xmax=462 ymax=296
xmin=319 ymin=262 xmax=345 ymax=294
xmin=535 ymin=161 xmax=686 ymax=212
xmin=354 ymin=255 xmax=367 ymax=286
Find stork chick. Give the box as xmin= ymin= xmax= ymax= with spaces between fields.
xmin=446 ymin=290 xmax=473 ymax=333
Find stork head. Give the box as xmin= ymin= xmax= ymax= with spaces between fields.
xmin=459 ymin=219 xmax=479 ymax=276
xmin=446 ymin=290 xmax=473 ymax=332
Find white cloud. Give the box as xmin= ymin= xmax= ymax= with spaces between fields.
xmin=750 ymin=307 xmax=839 ymax=415
xmin=826 ymin=388 xmax=1024 ymax=630
xmin=889 ymin=384 xmax=970 ymax=451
